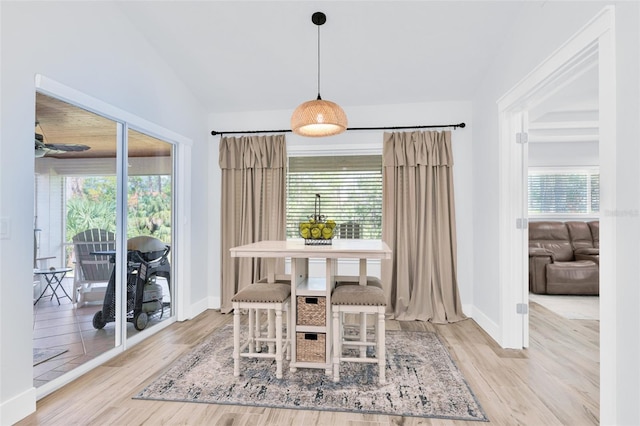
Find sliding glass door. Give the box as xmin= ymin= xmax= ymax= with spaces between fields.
xmin=125 ymin=128 xmax=173 ymax=338
xmin=33 ymin=90 xmax=176 ymax=387
xmin=33 ymin=93 xmax=119 ymax=385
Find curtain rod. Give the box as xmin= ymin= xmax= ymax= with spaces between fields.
xmin=211 ymin=122 xmax=465 ymax=136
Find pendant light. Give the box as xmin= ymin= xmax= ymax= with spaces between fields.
xmin=291 ymin=12 xmax=348 ymax=137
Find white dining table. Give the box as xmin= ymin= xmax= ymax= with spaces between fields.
xmin=230 ymin=239 xmax=392 ymax=373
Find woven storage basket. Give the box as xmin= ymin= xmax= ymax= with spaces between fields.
xmin=296 ymin=332 xmax=326 ymax=363
xmin=296 ymin=296 xmax=326 ymax=326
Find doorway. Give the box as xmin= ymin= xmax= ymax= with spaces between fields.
xmin=526 ymin=63 xmax=599 ymax=320
xmin=497 ymin=6 xmax=615 ymax=350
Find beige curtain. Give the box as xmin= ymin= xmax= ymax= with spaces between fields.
xmin=218 ymin=135 xmax=287 ymax=313
xmin=381 ymin=130 xmax=466 ymax=323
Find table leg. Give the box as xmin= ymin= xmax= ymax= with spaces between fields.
xmin=49 ymin=275 xmax=61 ymax=304
xmin=34 ymin=272 xmax=72 ymax=306
xmin=359 ymin=258 xmax=367 ymax=357
xmin=359 ymin=259 xmax=367 ymax=285
xmin=34 ymin=277 xmax=55 ymax=305
xmin=50 ymin=273 xmax=72 ymax=304
xmin=289 ymin=257 xmax=308 ymax=373
xmin=267 ymin=258 xmax=276 ymax=284
xmin=326 ymin=258 xmax=337 ymax=375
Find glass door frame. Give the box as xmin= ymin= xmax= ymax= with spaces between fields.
xmin=34 ymin=74 xmax=192 ymax=398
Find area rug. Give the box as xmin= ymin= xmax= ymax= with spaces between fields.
xmin=33 ymin=348 xmax=68 ymax=366
xmin=135 ymin=325 xmax=488 ymax=422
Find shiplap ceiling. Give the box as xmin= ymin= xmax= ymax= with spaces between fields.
xmin=35 ymin=93 xmax=171 ymax=159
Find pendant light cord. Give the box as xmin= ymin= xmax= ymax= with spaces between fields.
xmin=316 ymin=23 xmax=321 ymax=100
xmin=214 ymin=11 xmax=467 ymax=137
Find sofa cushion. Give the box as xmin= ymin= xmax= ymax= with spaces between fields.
xmin=588 ymin=221 xmax=599 ymax=248
xmin=566 ymin=221 xmax=595 ymax=250
xmin=546 ymin=260 xmax=599 ymax=295
xmin=528 ymin=222 xmax=574 ymax=261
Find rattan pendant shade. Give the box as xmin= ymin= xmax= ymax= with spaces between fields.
xmin=291 ymin=96 xmax=348 ymax=137
xmin=291 ymin=12 xmax=347 ymax=138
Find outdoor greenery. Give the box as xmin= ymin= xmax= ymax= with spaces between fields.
xmin=287 ymin=156 xmax=383 ymax=240
xmin=66 ymin=175 xmax=172 ymax=243
xmin=287 ymin=175 xmax=382 ymax=239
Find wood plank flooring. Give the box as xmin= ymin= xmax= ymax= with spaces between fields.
xmin=17 ymin=301 xmax=598 ymax=425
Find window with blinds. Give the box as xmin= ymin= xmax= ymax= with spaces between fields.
xmin=287 ymin=155 xmax=382 ymax=239
xmin=528 ymin=168 xmax=599 ymax=216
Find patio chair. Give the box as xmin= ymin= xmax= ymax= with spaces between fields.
xmin=72 ymin=228 xmax=115 ymax=305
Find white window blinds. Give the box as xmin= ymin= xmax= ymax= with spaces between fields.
xmin=287 ymin=155 xmax=382 ymax=239
xmin=528 ymin=168 xmax=599 ymax=216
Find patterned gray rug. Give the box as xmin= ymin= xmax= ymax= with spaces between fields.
xmin=135 ymin=325 xmax=487 ymax=422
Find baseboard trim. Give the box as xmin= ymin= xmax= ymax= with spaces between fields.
xmin=467 ymin=305 xmax=502 ymax=347
xmin=186 ymin=297 xmax=211 ymax=320
xmin=462 ymin=303 xmax=474 ymax=318
xmin=1 ymin=386 xmax=36 ymax=425
xmin=208 ymin=296 xmax=221 ymax=310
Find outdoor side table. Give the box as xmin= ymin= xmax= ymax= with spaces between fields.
xmin=33 ymin=267 xmax=73 ymax=305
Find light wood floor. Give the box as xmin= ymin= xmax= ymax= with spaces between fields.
xmin=18 ymin=301 xmax=598 ymax=425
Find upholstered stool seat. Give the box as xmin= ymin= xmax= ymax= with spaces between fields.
xmin=232 ymin=283 xmax=291 ymax=379
xmin=335 ymin=276 xmax=383 ymax=289
xmin=331 ymin=284 xmax=387 ymax=384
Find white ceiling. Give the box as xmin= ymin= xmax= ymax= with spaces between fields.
xmin=528 ymin=63 xmax=599 ymax=143
xmin=117 ymin=1 xmax=541 ymax=114
xmin=530 ymin=66 xmax=599 ymax=122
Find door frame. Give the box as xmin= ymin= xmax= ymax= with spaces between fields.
xmin=33 ymin=74 xmax=193 ymax=397
xmin=496 ymin=2 xmax=616 ymax=413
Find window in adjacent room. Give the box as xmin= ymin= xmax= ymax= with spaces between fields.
xmin=287 ymin=155 xmax=382 ymax=239
xmin=528 ymin=167 xmax=599 ymax=217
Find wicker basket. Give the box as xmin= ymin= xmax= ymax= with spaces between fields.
xmin=296 ymin=332 xmax=326 ymax=363
xmin=297 ymin=296 xmax=326 ymax=326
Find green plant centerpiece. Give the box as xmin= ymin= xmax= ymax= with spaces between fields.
xmin=299 ymin=194 xmax=336 ymax=245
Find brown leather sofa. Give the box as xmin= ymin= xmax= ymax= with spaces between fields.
xmin=529 ymin=221 xmax=599 ymax=295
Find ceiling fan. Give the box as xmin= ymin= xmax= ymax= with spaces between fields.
xmin=34 ymin=123 xmax=90 ymax=158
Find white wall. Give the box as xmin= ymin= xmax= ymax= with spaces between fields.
xmin=0 ymin=2 xmax=209 ymax=424
xmin=528 ymin=141 xmax=598 ymax=167
xmin=610 ymin=4 xmax=640 ymax=423
xmin=472 ymin=2 xmax=639 ymax=425
xmin=473 ymin=1 xmax=608 ymax=328
xmin=209 ymin=100 xmax=475 ymax=311
xmin=2 ymin=1 xmax=638 ymax=424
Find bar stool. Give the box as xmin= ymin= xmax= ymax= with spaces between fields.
xmin=335 ymin=276 xmax=383 ymax=357
xmin=331 ymin=284 xmax=387 ymax=384
xmin=232 ymin=282 xmax=291 ymax=379
xmin=255 ymin=277 xmax=291 ymax=353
